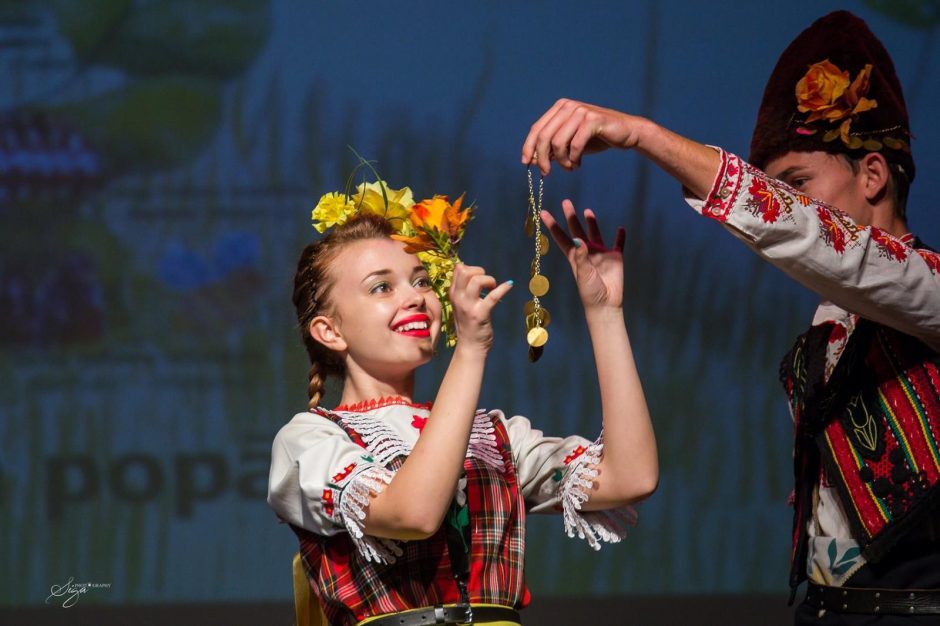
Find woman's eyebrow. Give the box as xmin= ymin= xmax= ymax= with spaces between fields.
xmin=360 ymin=269 xmax=392 ymax=284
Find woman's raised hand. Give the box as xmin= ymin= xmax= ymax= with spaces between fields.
xmin=541 ymin=200 xmax=625 ymax=311
xmin=449 ymin=264 xmax=513 ymax=352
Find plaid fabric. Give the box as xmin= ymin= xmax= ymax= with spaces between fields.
xmin=292 ymin=412 xmax=528 ymax=626
xmin=782 ymin=319 xmax=940 ymax=592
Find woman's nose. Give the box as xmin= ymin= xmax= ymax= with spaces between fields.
xmin=402 ymin=284 xmax=426 ymax=309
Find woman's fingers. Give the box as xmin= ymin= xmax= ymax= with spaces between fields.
xmin=465 ymin=273 xmax=497 ymax=299
xmin=539 ymin=209 xmax=575 ymax=256
xmin=543 ymin=202 xmax=625 ymax=259
xmin=562 ymin=199 xmax=589 ymax=243
xmin=481 ymin=279 xmax=514 ymax=308
xmin=584 ymin=209 xmax=605 ymax=247
xmin=451 ymin=263 xmax=483 ymax=293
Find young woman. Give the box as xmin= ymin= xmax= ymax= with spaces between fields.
xmin=268 ymin=195 xmax=658 ymax=626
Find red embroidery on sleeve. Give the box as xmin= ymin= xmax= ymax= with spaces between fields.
xmin=411 ymin=415 xmax=428 ymax=432
xmin=563 ymin=445 xmax=588 ymax=466
xmin=870 ymin=227 xmax=909 ymax=262
xmin=917 ymin=248 xmax=940 ymax=274
xmin=332 ymin=463 xmax=357 ymax=483
xmin=322 ymin=488 xmax=335 ymax=516
xmin=748 ymin=177 xmax=781 ymax=223
xmin=817 ymin=206 xmax=848 ymax=254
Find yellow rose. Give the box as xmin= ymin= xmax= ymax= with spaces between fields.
xmin=311 ymin=192 xmax=356 ymax=233
xmin=796 ymin=60 xmax=850 ymax=123
xmin=352 ymin=181 xmax=413 ymax=228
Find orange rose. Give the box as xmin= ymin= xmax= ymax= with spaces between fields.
xmin=410 ymin=195 xmax=450 ymax=233
xmin=796 ymin=60 xmax=850 ymax=123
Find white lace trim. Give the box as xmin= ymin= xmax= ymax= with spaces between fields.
xmin=466 ymin=410 xmax=505 ymax=471
xmin=561 ymin=433 xmax=637 ymax=550
xmin=337 ymin=465 xmax=403 ymax=564
xmin=340 ymin=409 xmax=504 ymax=471
xmin=339 ymin=413 xmax=410 ymax=466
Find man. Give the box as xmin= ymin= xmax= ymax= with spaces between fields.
xmin=522 ymin=11 xmax=940 ymax=624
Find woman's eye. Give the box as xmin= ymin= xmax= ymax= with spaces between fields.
xmin=369 ymin=282 xmax=391 ymax=294
xmin=414 ymin=276 xmax=431 ymax=289
xmin=790 ymin=177 xmax=808 ymax=190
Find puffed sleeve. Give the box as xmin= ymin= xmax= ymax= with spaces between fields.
xmin=267 ymin=411 xmax=402 ymax=563
xmin=503 ymin=413 xmax=637 ymax=550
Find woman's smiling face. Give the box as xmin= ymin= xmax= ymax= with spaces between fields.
xmin=316 ymin=237 xmax=442 ymax=378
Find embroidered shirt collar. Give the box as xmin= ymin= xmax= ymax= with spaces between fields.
xmin=333 ymin=396 xmax=433 ymax=413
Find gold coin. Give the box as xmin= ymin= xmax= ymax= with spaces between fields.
xmin=528 ymin=275 xmax=549 ymax=297
xmin=525 ymin=309 xmax=551 ymax=330
xmin=536 ymin=234 xmax=549 ymax=255
xmin=524 ymin=313 xmax=537 ymax=331
xmin=527 ymin=345 xmax=544 ymax=363
xmin=524 ymin=215 xmax=535 ymax=237
xmin=527 ymin=326 xmax=549 ymax=347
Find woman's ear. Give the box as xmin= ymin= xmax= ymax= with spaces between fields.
xmin=859 ymin=152 xmax=890 ymax=203
xmin=309 ymin=315 xmax=347 ymax=352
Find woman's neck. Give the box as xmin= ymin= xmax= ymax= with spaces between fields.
xmin=338 ymin=369 xmax=416 ymax=408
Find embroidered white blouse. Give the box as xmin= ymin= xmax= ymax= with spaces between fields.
xmin=686 ymin=149 xmax=940 ymax=586
xmin=267 ymin=398 xmax=636 ymax=563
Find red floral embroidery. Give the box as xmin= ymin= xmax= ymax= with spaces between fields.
xmin=411 ymin=415 xmax=428 ymax=432
xmin=323 ymin=488 xmax=335 ymax=516
xmin=917 ymin=248 xmax=940 ymax=274
xmin=563 ymin=445 xmax=588 ymax=466
xmin=817 ymin=206 xmax=847 ymax=254
xmin=870 ymin=227 xmax=909 ymax=262
xmin=748 ymin=177 xmax=781 ymax=223
xmin=332 ymin=463 xmax=357 ymax=483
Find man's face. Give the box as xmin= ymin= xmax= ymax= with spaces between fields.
xmin=764 ymin=151 xmax=872 ymax=226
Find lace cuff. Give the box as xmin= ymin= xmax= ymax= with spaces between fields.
xmin=561 ymin=434 xmax=638 ymax=550
xmin=337 ymin=465 xmax=403 ymax=564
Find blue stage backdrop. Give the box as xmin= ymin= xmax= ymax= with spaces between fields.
xmin=2 ymin=0 xmax=938 ymax=607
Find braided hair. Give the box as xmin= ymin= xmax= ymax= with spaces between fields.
xmin=292 ymin=213 xmax=395 ymax=410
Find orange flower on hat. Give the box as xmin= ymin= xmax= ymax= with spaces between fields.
xmin=796 ymin=61 xmax=878 ymax=132
xmin=797 ymin=60 xmax=850 ymax=122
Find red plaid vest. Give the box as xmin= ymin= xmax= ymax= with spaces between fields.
xmin=781 ymin=317 xmax=940 ymax=593
xmin=291 ymin=410 xmax=530 ymax=626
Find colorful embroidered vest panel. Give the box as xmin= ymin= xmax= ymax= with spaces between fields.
xmin=291 ymin=411 xmax=528 ymax=626
xmin=781 ymin=320 xmax=940 ymax=590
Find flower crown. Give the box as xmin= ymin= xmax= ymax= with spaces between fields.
xmin=794 ymin=59 xmax=909 ymax=153
xmin=311 ymin=162 xmax=473 ymax=348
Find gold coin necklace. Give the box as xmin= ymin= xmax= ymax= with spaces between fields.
xmin=525 ymin=162 xmax=550 ymax=361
